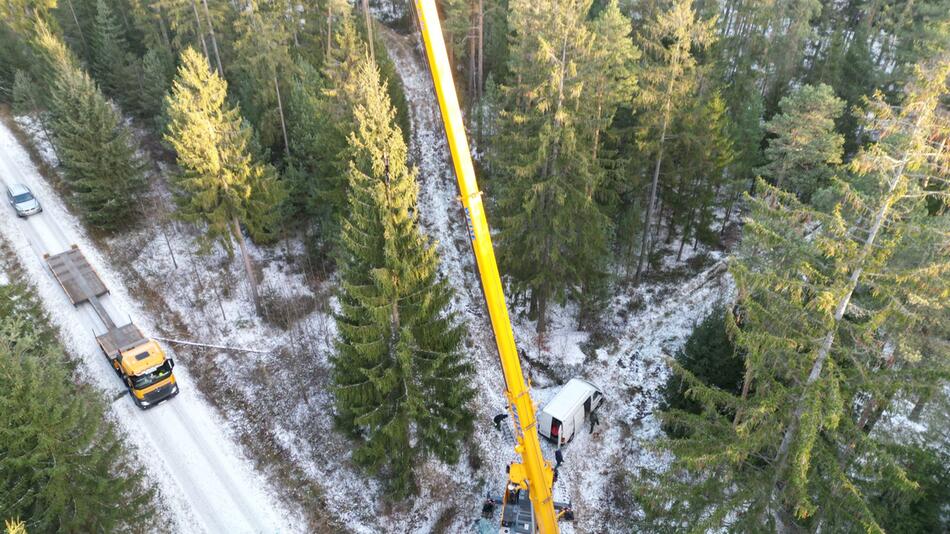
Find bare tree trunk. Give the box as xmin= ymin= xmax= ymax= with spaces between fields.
xmin=190 ymin=0 xmax=211 ymax=61
xmin=468 ymin=0 xmax=477 ymax=99
xmin=274 ymin=75 xmax=290 ymax=158
xmin=64 ymin=0 xmax=89 ymax=55
xmin=362 ymin=0 xmax=375 ymax=62
xmin=201 ymin=0 xmax=224 ymax=76
xmin=733 ymin=366 xmax=754 ymax=426
xmin=327 ymin=3 xmax=334 ymax=58
xmin=677 ymin=207 xmax=695 ymax=261
xmin=286 ymin=0 xmax=300 ymax=47
xmin=477 ymin=0 xmax=484 ymax=101
xmin=635 ymin=131 xmax=666 ymax=284
xmin=156 ymin=6 xmax=172 ymax=49
xmin=635 ymin=79 xmax=673 ymax=284
xmin=232 ymin=216 xmax=262 ymax=314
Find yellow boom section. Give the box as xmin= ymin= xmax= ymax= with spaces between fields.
xmin=414 ymin=1 xmax=558 ymax=532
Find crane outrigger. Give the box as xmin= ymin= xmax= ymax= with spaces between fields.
xmin=414 ymin=2 xmax=570 ymax=532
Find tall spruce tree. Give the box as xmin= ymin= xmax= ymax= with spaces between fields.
xmin=332 ymin=58 xmax=474 ymax=498
xmin=759 ymin=84 xmax=845 ymax=202
xmin=91 ymin=0 xmax=134 ymax=103
xmin=638 ymin=59 xmax=950 ymax=533
xmin=231 ymin=3 xmax=294 ymax=159
xmin=292 ymin=17 xmax=369 ymax=249
xmin=138 ymin=45 xmax=174 ymax=121
xmin=662 ymin=89 xmax=735 ymax=260
xmin=0 ymin=281 xmax=155 ymax=533
xmin=36 ymin=23 xmax=146 ymax=231
xmin=631 ymin=0 xmax=715 ymax=283
xmin=164 ymin=47 xmax=284 ymax=314
xmin=495 ymin=0 xmax=637 ymax=332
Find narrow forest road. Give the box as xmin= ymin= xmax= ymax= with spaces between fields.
xmin=0 ymin=121 xmax=299 ymax=534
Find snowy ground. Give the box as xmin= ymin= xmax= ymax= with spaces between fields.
xmin=0 ymin=118 xmax=300 ymax=533
xmin=381 ymin=28 xmax=735 ymax=532
xmin=7 ymin=27 xmax=736 ymax=533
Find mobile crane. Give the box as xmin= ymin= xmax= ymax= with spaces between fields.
xmin=414 ymin=2 xmax=569 ymax=532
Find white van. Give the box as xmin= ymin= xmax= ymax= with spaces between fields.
xmin=538 ymin=378 xmax=604 ymax=445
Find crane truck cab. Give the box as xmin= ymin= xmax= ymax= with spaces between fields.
xmin=45 ymin=246 xmax=179 ymax=409
xmin=538 ymin=378 xmax=605 ymax=445
xmin=99 ymin=324 xmax=178 ymax=409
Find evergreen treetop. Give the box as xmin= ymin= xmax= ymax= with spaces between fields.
xmin=0 ymin=281 xmax=155 ymax=533
xmin=759 ymin=83 xmax=845 ymax=201
xmin=36 ymin=21 xmax=146 ymax=231
xmin=638 ymin=58 xmax=950 ymax=533
xmin=164 ymin=46 xmax=283 ymax=251
xmin=332 ymin=56 xmax=474 ymax=498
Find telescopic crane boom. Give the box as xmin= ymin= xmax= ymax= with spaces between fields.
xmin=414 ymin=2 xmax=560 ymax=532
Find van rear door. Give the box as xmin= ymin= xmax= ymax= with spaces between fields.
xmin=550 ymin=417 xmax=563 ymax=443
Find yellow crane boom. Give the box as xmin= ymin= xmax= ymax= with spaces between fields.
xmin=414 ymin=1 xmax=559 ymax=532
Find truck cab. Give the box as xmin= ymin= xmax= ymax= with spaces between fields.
xmin=115 ymin=339 xmax=178 ymax=409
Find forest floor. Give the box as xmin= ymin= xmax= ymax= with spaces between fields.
xmin=4 ymin=30 xmax=742 ymax=532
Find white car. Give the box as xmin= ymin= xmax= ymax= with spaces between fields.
xmin=6 ymin=183 xmax=42 ymax=217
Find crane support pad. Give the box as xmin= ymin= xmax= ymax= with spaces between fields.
xmin=45 ymin=246 xmax=108 ymax=305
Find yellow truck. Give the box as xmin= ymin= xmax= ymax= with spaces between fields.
xmin=46 ymin=245 xmax=179 ymax=408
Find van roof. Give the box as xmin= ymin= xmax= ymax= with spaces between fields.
xmin=541 ymin=378 xmax=601 ymax=420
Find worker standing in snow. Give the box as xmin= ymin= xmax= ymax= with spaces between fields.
xmin=589 ymin=411 xmax=600 ymax=433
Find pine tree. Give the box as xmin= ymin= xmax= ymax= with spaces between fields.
xmin=759 ymin=84 xmax=845 ymax=202
xmin=663 ymin=90 xmax=734 ymax=259
xmin=637 ymin=59 xmax=950 ymax=533
xmin=631 ymin=0 xmax=715 ymax=283
xmin=332 ymin=58 xmax=474 ymax=499
xmin=760 ymin=0 xmax=822 ymax=115
xmin=164 ymin=47 xmax=284 ymax=314
xmin=301 ymin=17 xmax=370 ymax=247
xmin=720 ymin=80 xmax=764 ymax=234
xmin=495 ymin=0 xmax=637 ymax=332
xmin=1 ymin=0 xmax=56 ymax=34
xmin=0 ymin=281 xmax=155 ymax=533
xmin=4 ymin=518 xmax=26 ymax=534
xmin=36 ymin=23 xmax=146 ymax=231
xmin=155 ymin=0 xmax=229 ymax=65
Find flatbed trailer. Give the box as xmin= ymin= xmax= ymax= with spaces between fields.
xmin=45 ymin=245 xmax=179 ymax=408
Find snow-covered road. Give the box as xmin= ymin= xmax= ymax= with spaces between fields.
xmin=0 ymin=121 xmax=299 ymax=533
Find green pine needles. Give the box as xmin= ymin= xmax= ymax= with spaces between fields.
xmin=0 ymin=278 xmax=154 ymax=533
xmin=331 ymin=56 xmax=474 ymax=498
xmin=639 ymin=59 xmax=950 ymax=533
xmin=35 ymin=21 xmax=146 ymax=232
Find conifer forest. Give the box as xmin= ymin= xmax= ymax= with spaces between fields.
xmin=0 ymin=0 xmax=947 ymax=532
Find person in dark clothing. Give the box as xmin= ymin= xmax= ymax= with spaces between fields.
xmin=589 ymin=410 xmax=600 ymax=433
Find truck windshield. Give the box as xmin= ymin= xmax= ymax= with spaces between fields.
xmin=131 ymin=361 xmax=173 ymax=390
